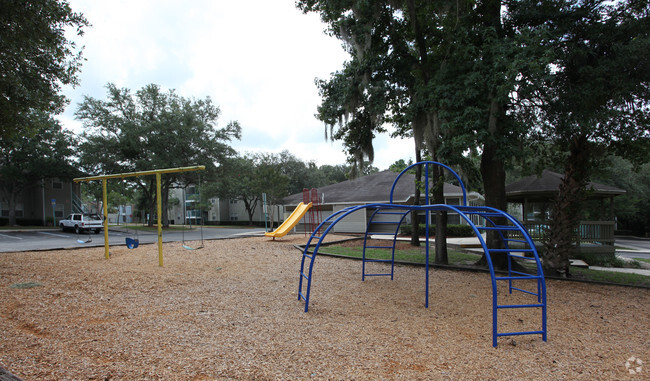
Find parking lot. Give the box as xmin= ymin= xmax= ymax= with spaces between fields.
xmin=0 ymin=226 xmax=265 ymax=253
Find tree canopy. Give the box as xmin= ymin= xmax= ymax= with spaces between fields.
xmin=299 ymin=0 xmax=650 ymax=273
xmin=75 ymin=83 xmax=242 ymax=226
xmin=0 ymin=0 xmax=88 ymax=139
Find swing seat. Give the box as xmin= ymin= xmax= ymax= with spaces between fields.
xmin=182 ymin=244 xmax=203 ymax=251
xmin=77 ymin=238 xmax=92 ymax=244
xmin=126 ymin=237 xmax=139 ymax=249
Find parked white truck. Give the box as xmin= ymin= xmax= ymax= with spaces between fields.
xmin=59 ymin=213 xmax=103 ymax=234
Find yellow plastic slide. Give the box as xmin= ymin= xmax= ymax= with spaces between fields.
xmin=265 ymin=202 xmax=312 ymax=239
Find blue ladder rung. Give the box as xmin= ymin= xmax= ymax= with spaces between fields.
xmin=509 ymin=270 xmax=540 ymax=277
xmin=489 ymin=248 xmax=534 ymax=253
xmin=504 ymin=238 xmax=528 ymax=244
xmin=302 ymin=253 xmax=313 ymax=260
xmin=495 ymin=275 xmax=542 ymax=281
xmin=496 ymin=330 xmax=545 ymax=338
xmin=477 ymin=226 xmax=519 ymax=231
xmin=510 ymin=287 xmax=541 ymax=297
xmin=301 ymin=272 xmax=309 ymax=281
xmin=497 ymin=303 xmax=545 ymax=309
xmin=474 ymin=212 xmax=504 ymax=217
xmin=509 ymin=254 xmax=536 ymax=260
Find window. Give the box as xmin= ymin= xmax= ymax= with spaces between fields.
xmin=52 ymin=180 xmax=62 ymax=189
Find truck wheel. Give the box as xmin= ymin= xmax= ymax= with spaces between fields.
xmin=74 ymin=225 xmax=80 ymax=234
xmin=95 ymin=229 xmax=101 ymax=234
xmin=60 ymin=223 xmax=65 ymax=232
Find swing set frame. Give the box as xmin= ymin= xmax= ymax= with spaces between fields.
xmin=74 ymin=165 xmax=205 ymax=266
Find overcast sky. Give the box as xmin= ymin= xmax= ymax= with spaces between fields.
xmin=58 ymin=0 xmax=415 ymax=170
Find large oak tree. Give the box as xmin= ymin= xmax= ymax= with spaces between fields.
xmin=76 ymin=83 xmax=241 ymax=226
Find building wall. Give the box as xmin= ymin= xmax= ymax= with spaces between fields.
xmin=167 ymin=187 xmax=271 ymax=225
xmin=1 ymin=178 xmax=79 ymax=226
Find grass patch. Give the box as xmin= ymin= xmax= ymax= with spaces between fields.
xmin=320 ymin=244 xmax=481 ymax=265
xmin=10 ymin=282 xmax=43 ymax=289
xmin=319 ymin=240 xmax=649 ymax=287
xmin=634 ymin=258 xmax=650 ymax=264
xmin=571 ymin=267 xmax=650 ymax=287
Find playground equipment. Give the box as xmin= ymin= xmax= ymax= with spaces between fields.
xmin=303 ymin=188 xmax=322 ymax=236
xmin=125 ymin=222 xmax=139 ymax=249
xmin=265 ymin=202 xmax=312 ymax=239
xmin=76 ymin=230 xmax=92 ymax=244
xmin=181 ymin=175 xmax=205 ymax=250
xmin=74 ymin=166 xmax=205 ymax=266
xmin=297 ymin=161 xmax=547 ymax=347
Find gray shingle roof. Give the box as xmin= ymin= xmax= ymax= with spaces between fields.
xmin=282 ymin=170 xmax=465 ymax=205
xmin=505 ymin=170 xmax=625 ymax=199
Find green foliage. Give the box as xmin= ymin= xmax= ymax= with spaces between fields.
xmin=0 ymin=0 xmax=88 ymax=139
xmin=590 ymin=156 xmax=650 ymax=236
xmin=389 ymin=159 xmax=414 ymax=173
xmin=76 ymin=83 xmax=241 ymax=225
xmin=570 ymin=267 xmax=650 ymax=287
xmin=215 ymin=151 xmax=353 ymax=224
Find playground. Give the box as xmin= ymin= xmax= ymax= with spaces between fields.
xmin=0 ymin=235 xmax=648 ymax=380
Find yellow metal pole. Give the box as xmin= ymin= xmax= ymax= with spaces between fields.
xmin=103 ymin=178 xmax=109 ymax=259
xmin=74 ymin=165 xmax=205 ymax=182
xmin=157 ymin=172 xmax=163 ymax=267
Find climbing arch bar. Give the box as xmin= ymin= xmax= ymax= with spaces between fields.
xmin=74 ymin=165 xmax=205 ymax=266
xmin=297 ymin=161 xmax=547 ymax=347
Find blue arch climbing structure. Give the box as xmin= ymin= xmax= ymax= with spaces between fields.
xmin=298 ymin=161 xmax=547 ymax=347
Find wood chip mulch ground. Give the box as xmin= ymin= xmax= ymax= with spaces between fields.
xmin=0 ymin=235 xmax=648 ymax=380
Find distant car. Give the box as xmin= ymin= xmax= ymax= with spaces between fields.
xmin=59 ymin=213 xmax=103 ymax=234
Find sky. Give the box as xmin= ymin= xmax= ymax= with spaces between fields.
xmin=58 ymin=0 xmax=415 ymax=170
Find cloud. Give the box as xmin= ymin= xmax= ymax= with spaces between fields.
xmin=60 ymin=0 xmax=414 ymax=170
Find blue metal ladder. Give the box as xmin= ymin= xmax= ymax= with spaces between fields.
xmin=361 ymin=208 xmax=410 ymax=281
xmin=454 ymin=205 xmax=547 ymax=346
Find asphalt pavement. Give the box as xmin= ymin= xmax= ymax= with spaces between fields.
xmin=0 ymin=226 xmax=266 ymax=253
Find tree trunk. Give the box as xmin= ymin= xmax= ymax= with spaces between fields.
xmin=543 ymin=135 xmax=591 ymax=277
xmin=7 ymin=190 xmax=17 ymax=226
xmin=433 ymin=162 xmax=448 ymax=264
xmin=410 ymin=149 xmax=422 ymax=247
xmin=2 ymin=182 xmax=19 ymax=226
xmin=161 ymin=183 xmax=170 ymax=227
xmin=242 ymin=197 xmax=257 ymax=225
xmin=476 ymin=97 xmax=509 ymax=270
xmin=475 ymin=140 xmax=509 ymax=269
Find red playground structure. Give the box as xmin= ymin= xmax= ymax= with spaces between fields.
xmin=302 ymin=188 xmax=322 ymax=235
